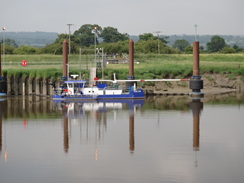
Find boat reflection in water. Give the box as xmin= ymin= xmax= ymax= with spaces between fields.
xmin=57 ymin=96 xmax=203 ymax=161
xmin=0 ymin=95 xmax=203 ymax=162
xmin=55 ymin=99 xmax=144 ymax=155
xmin=2 ymin=94 xmax=244 ymax=183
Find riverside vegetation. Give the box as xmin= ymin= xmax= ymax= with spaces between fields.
xmin=2 ymin=53 xmax=244 ymax=79
xmin=2 ymin=53 xmax=244 ymax=93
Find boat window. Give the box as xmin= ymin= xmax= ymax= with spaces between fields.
xmin=68 ymin=83 xmax=73 ymax=88
xmin=77 ymin=83 xmax=84 ymax=88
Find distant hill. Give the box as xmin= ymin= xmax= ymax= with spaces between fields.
xmin=1 ymin=32 xmax=244 ymax=49
xmin=0 ymin=31 xmax=58 ymax=47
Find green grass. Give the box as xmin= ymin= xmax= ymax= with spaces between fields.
xmin=2 ymin=53 xmax=244 ymax=79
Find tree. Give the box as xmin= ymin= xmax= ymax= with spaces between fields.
xmin=4 ymin=45 xmax=16 ymax=54
xmin=100 ymin=26 xmax=129 ymax=43
xmin=41 ymin=43 xmax=63 ymax=54
xmin=53 ymin=33 xmax=69 ymax=44
xmin=138 ymin=33 xmax=168 ymax=44
xmin=135 ymin=40 xmax=177 ymax=54
xmin=206 ymin=35 xmax=226 ymax=52
xmin=233 ymin=44 xmax=243 ymax=52
xmin=184 ymin=46 xmax=193 ymax=54
xmin=4 ymin=39 xmax=18 ymax=48
xmin=41 ymin=34 xmax=69 ymax=54
xmin=139 ymin=33 xmax=156 ymax=41
xmin=74 ymin=24 xmax=102 ymax=47
xmin=172 ymin=39 xmax=190 ymax=52
xmin=13 ymin=45 xmax=37 ymax=54
xmin=221 ymin=46 xmax=236 ymax=53
xmin=99 ymin=40 xmax=129 ymax=55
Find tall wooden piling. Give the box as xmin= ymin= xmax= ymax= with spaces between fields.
xmin=128 ymin=39 xmax=134 ymax=79
xmin=190 ymin=41 xmax=204 ymax=97
xmin=193 ymin=42 xmax=200 ymax=77
xmin=62 ymin=39 xmax=68 ymax=80
xmin=126 ymin=39 xmax=136 ymax=89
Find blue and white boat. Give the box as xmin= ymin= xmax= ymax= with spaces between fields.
xmin=52 ymin=79 xmax=144 ymax=101
xmin=52 ymin=72 xmax=188 ymax=101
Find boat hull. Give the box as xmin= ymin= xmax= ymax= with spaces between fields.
xmin=52 ymin=89 xmax=144 ymax=101
xmin=52 ymin=95 xmax=97 ymax=101
xmin=97 ymin=89 xmax=144 ymax=100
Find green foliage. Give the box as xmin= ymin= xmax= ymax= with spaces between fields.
xmin=13 ymin=45 xmax=37 ymax=54
xmin=139 ymin=33 xmax=157 ymax=41
xmin=40 ymin=33 xmax=80 ymax=54
xmin=4 ymin=44 xmax=16 ymax=54
xmin=3 ymin=38 xmax=18 ymax=48
xmin=232 ymin=44 xmax=243 ymax=52
xmin=138 ymin=33 xmax=168 ymax=44
xmin=172 ymin=39 xmax=190 ymax=52
xmin=41 ymin=43 xmax=63 ymax=54
xmin=136 ymin=40 xmax=158 ymax=53
xmin=2 ymin=53 xmax=244 ymax=81
xmin=99 ymin=40 xmax=129 ymax=55
xmin=4 ymin=68 xmax=63 ymax=79
xmin=184 ymin=46 xmax=193 ymax=54
xmin=134 ymin=53 xmax=190 ymax=62
xmin=206 ymin=35 xmax=226 ymax=52
xmin=74 ymin=24 xmax=102 ymax=47
xmin=221 ymin=46 xmax=236 ymax=53
xmin=135 ymin=40 xmax=177 ymax=54
xmin=100 ymin=26 xmax=129 ymax=43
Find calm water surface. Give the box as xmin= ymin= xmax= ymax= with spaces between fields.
xmin=0 ymin=94 xmax=244 ymax=183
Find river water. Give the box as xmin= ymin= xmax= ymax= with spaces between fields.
xmin=0 ymin=94 xmax=244 ymax=183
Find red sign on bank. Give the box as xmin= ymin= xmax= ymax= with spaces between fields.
xmin=22 ymin=60 xmax=27 ymax=67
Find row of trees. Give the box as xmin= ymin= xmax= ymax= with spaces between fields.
xmin=1 ymin=24 xmax=243 ymax=55
xmin=172 ymin=36 xmax=243 ymax=53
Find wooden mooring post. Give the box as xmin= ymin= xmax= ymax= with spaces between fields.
xmin=5 ymin=76 xmax=54 ymax=96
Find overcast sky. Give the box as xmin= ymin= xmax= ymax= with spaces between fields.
xmin=1 ymin=0 xmax=244 ymax=35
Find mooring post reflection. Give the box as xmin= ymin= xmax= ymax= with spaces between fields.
xmin=0 ymin=115 xmax=2 ymax=154
xmin=58 ymin=100 xmax=143 ymax=156
xmin=0 ymin=100 xmax=6 ymax=161
xmin=1 ymin=95 xmax=244 ymax=183
xmin=0 ymin=99 xmax=6 ymax=158
xmin=63 ymin=117 xmax=69 ymax=153
xmin=189 ymin=98 xmax=203 ymax=167
xmin=127 ymin=100 xmax=144 ymax=153
xmin=61 ymin=102 xmax=73 ymax=154
xmin=129 ymin=111 xmax=135 ymax=153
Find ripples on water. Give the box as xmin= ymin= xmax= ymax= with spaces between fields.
xmin=0 ymin=94 xmax=243 ymax=183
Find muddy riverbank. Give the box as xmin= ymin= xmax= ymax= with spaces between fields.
xmin=144 ymin=74 xmax=244 ymax=96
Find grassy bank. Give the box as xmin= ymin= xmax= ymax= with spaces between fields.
xmin=2 ymin=53 xmax=244 ymax=80
xmin=3 ymin=53 xmax=244 ymax=62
